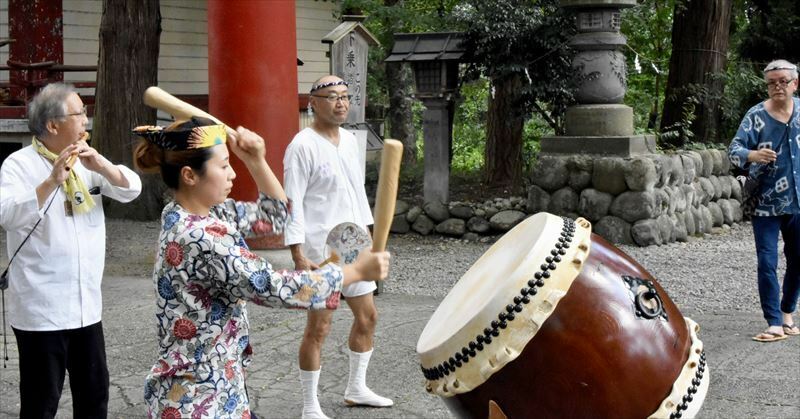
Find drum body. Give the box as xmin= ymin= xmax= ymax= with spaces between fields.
xmin=417 ymin=213 xmax=708 ymax=419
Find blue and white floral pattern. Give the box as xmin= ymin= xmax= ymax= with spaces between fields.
xmin=145 ymin=193 xmax=344 ymax=418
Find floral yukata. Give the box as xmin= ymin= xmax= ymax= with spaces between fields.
xmin=145 ymin=194 xmax=344 ymax=418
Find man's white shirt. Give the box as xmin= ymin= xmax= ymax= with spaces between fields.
xmin=283 ymin=127 xmax=373 ymax=263
xmin=0 ymin=146 xmax=142 ymax=331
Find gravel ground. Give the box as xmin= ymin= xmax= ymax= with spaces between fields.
xmin=92 ymin=217 xmax=787 ymax=325
xmin=2 ymin=218 xmax=782 ymax=319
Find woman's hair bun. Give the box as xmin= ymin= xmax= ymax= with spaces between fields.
xmin=133 ymin=140 xmax=164 ymax=174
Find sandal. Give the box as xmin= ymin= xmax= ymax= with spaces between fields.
xmin=783 ymin=324 xmax=800 ymax=336
xmin=752 ymin=331 xmax=787 ymax=342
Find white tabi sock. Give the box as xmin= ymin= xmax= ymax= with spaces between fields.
xmin=300 ymin=368 xmax=329 ymax=419
xmin=344 ymin=348 xmax=394 ymax=407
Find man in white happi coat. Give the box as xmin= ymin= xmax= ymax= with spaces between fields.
xmin=284 ymin=75 xmax=393 ymax=419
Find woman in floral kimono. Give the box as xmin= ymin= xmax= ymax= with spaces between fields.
xmin=132 ymin=117 xmax=389 ymax=419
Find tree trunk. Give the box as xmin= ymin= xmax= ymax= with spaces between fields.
xmin=484 ymin=74 xmax=524 ymax=190
xmin=94 ymin=0 xmax=163 ymax=219
xmin=383 ymin=0 xmax=417 ymax=165
xmin=660 ymin=0 xmax=732 ymax=148
xmin=386 ymin=61 xmax=417 ymax=165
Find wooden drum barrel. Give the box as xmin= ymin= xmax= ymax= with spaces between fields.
xmin=417 ymin=213 xmax=708 ymax=419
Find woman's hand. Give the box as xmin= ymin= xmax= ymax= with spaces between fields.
xmin=350 ymin=250 xmax=390 ymax=283
xmin=228 ymin=126 xmax=266 ymax=165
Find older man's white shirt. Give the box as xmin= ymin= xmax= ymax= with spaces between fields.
xmin=0 ymin=146 xmax=142 ymax=331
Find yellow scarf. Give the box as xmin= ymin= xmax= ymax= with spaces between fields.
xmin=32 ymin=137 xmax=95 ymax=214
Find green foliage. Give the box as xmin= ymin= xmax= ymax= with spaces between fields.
xmin=621 ymin=0 xmax=674 ymax=133
xmin=736 ymin=0 xmax=800 ymax=64
xmin=454 ymin=0 xmax=577 ymax=134
xmin=451 ymin=79 xmax=487 ymax=172
xmin=659 ymin=92 xmax=697 ymax=148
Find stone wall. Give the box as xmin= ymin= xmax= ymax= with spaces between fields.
xmin=388 ymin=149 xmax=743 ymax=246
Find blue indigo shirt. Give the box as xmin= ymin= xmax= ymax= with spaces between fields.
xmin=729 ymin=97 xmax=800 ymax=217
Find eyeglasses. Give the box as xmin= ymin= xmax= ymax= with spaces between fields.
xmin=311 ymin=93 xmax=352 ymax=103
xmin=59 ymin=105 xmax=87 ymax=117
xmin=766 ymin=78 xmax=796 ymax=89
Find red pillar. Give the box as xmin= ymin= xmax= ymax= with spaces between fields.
xmin=208 ymin=0 xmax=298 ymax=197
xmin=208 ymin=0 xmax=298 ymax=248
xmin=8 ymin=0 xmax=63 ymax=104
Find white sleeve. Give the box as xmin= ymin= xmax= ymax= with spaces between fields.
xmin=283 ymin=142 xmax=311 ymax=246
xmin=95 ymin=164 xmax=142 ymax=203
xmin=0 ymin=155 xmax=45 ymax=231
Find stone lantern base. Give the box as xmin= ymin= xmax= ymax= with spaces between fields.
xmin=541 ymin=135 xmax=657 ymax=157
xmin=541 ymin=104 xmax=657 ymax=157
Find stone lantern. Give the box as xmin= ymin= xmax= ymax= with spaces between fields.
xmin=385 ymin=32 xmax=465 ymax=204
xmin=540 ymin=0 xmax=656 ymax=156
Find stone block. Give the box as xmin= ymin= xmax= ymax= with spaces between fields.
xmin=650 ymin=154 xmax=671 ymax=188
xmin=624 ymin=156 xmax=658 ymax=191
xmin=540 ymin=135 xmax=657 ymax=157
xmin=680 ymin=184 xmax=695 ymax=210
xmin=412 ymin=214 xmax=435 ymax=235
xmin=592 ymin=157 xmax=628 ymax=195
xmin=406 ymin=206 xmax=423 ymax=223
xmin=657 ymin=213 xmax=676 ymax=243
xmin=711 ymin=150 xmax=725 ymax=175
xmin=490 ymin=210 xmax=527 ymax=232
xmin=687 ymin=151 xmax=704 ymax=178
xmin=718 ymin=199 xmax=734 ymax=225
xmin=594 ymin=215 xmax=633 ymax=244
xmin=578 ymin=189 xmax=613 ymax=222
xmin=531 ymin=155 xmax=568 ymax=191
xmin=436 ymin=218 xmax=466 ymax=237
xmin=729 ymin=199 xmax=743 ymax=222
xmin=683 ymin=210 xmax=696 ymax=236
xmin=549 ymin=187 xmax=579 ymax=215
xmin=449 ymin=203 xmax=474 ymax=220
xmin=610 ymin=191 xmax=658 ymax=222
xmin=690 ymin=205 xmax=704 ymax=235
xmin=671 ymin=185 xmax=687 ymax=213
xmin=698 ymin=178 xmax=715 ymax=205
xmin=730 ymin=176 xmax=743 ymax=201
xmin=669 ymin=154 xmax=684 ymax=186
xmin=467 ymin=216 xmax=491 ymax=234
xmin=708 ymin=176 xmax=722 ymax=200
xmin=423 ymin=200 xmax=449 ymax=223
xmin=390 ymin=214 xmax=410 ymax=234
xmin=707 ymin=201 xmax=724 ymax=227
xmin=526 ymin=185 xmax=551 ymax=214
xmin=395 ymin=199 xmax=410 ymax=215
xmin=632 ymin=219 xmax=662 ymax=246
xmin=719 ymin=175 xmax=732 ymax=199
xmin=680 ymin=153 xmax=696 ymax=184
xmin=700 ymin=205 xmax=714 ymax=234
xmin=673 ymin=213 xmax=689 ymax=242
xmin=565 ymin=105 xmax=633 ymax=136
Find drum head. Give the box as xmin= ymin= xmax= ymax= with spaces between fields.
xmin=417 ymin=213 xmax=592 ymax=394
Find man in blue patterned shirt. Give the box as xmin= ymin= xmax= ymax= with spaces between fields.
xmin=729 ymin=59 xmax=800 ymax=342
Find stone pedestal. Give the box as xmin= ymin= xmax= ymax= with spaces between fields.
xmin=541 ymin=135 xmax=657 ymax=157
xmin=421 ymin=98 xmax=452 ymax=204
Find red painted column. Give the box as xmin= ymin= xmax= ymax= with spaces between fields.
xmin=208 ymin=0 xmax=298 ymax=248
xmin=8 ymin=0 xmax=63 ymax=104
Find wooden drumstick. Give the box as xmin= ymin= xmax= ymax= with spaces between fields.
xmin=143 ymin=86 xmax=235 ymax=137
xmin=371 ymin=139 xmax=403 ymax=252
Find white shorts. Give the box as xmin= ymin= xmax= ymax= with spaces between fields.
xmin=342 ymin=280 xmax=377 ymax=297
